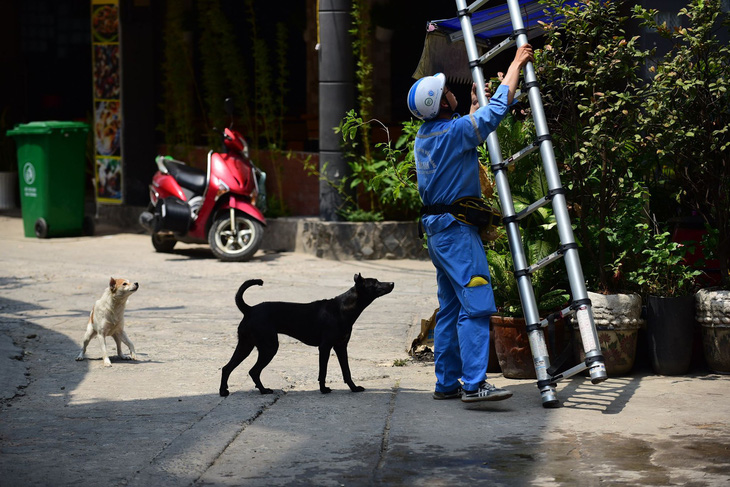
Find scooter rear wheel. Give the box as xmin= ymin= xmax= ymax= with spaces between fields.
xmin=208 ymin=212 xmax=263 ymax=262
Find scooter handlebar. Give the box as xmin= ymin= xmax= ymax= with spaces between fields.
xmin=155 ymin=155 xmax=187 ymax=174
xmin=155 ymin=155 xmax=168 ymax=173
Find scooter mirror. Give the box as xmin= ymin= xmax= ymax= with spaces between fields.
xmin=224 ymin=98 xmax=235 ymax=116
xmin=224 ymin=98 xmax=235 ymax=128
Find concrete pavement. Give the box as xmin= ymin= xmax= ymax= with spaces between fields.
xmin=1 ymin=212 xmax=729 ymax=486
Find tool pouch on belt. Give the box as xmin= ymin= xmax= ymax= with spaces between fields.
xmin=450 ymin=197 xmax=501 ymax=229
xmin=421 ymin=197 xmax=501 ymax=241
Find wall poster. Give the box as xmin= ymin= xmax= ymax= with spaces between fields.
xmin=91 ymin=0 xmax=122 ymax=203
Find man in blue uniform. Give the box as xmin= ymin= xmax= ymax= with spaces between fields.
xmin=408 ymin=44 xmax=533 ymax=403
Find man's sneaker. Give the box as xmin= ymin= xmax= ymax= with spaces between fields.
xmin=461 ymin=381 xmax=513 ymax=402
xmin=433 ymin=386 xmax=462 ymax=400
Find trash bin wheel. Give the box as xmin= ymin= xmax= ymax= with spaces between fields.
xmin=83 ymin=216 xmax=95 ymax=236
xmin=34 ymin=218 xmax=49 ymax=239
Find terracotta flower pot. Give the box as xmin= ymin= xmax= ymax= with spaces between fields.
xmin=491 ymin=315 xmax=567 ymax=379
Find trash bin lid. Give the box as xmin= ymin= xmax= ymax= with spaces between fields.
xmin=6 ymin=121 xmax=89 ymax=136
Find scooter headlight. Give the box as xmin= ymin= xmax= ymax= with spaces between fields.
xmin=215 ymin=179 xmax=230 ymax=200
xmin=241 ymin=137 xmax=249 ymax=159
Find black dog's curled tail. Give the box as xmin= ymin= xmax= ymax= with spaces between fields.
xmin=235 ymin=279 xmax=263 ymax=314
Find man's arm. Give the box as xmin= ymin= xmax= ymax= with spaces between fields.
xmin=460 ymin=44 xmax=535 ymax=147
xmin=470 ymin=83 xmax=492 ymax=115
xmin=500 ymin=44 xmax=534 ymax=104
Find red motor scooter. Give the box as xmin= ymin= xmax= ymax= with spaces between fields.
xmin=139 ymin=99 xmax=266 ymax=262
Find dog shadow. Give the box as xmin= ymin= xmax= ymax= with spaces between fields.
xmin=80 ymin=355 xmax=164 ymax=365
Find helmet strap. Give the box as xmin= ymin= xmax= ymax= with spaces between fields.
xmin=439 ymin=92 xmax=457 ymax=118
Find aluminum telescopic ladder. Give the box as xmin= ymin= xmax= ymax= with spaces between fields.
xmin=454 ymin=0 xmax=608 ymax=407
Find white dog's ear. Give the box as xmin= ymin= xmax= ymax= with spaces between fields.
xmin=109 ymin=277 xmax=116 ymax=291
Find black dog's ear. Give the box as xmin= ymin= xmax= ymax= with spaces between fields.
xmin=354 ymin=273 xmax=363 ymax=283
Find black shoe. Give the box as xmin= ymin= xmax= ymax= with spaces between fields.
xmin=433 ymin=386 xmax=462 ymax=400
xmin=461 ymin=381 xmax=512 ymax=402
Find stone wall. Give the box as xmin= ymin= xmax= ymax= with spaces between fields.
xmin=95 ymin=208 xmax=428 ymax=261
xmin=262 ymin=218 xmax=428 ymax=261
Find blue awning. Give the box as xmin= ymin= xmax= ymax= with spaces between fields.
xmin=413 ymin=0 xmax=580 ymax=83
xmin=431 ymin=0 xmax=579 ymax=42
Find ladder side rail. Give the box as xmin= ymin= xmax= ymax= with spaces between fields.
xmin=489 ymin=170 xmax=543 ymax=332
xmin=489 ymin=7 xmax=557 ymax=398
xmin=507 ymin=6 xmax=583 ymax=286
xmin=457 ymin=0 xmax=554 ymax=399
xmin=505 ymin=0 xmax=606 ymax=383
xmin=491 ymin=167 xmax=542 ymax=330
xmin=457 ymin=0 xmax=542 ymax=334
xmin=506 ymin=1 xmax=588 ymax=302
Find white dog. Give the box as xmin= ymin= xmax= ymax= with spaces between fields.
xmin=76 ymin=277 xmax=139 ymax=367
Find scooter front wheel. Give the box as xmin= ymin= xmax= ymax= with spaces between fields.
xmin=151 ymin=233 xmax=176 ymax=253
xmin=208 ymin=212 xmax=263 ymax=262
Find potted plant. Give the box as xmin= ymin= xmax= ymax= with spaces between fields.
xmin=538 ymin=0 xmax=650 ymax=295
xmin=536 ymin=0 xmax=651 ymax=376
xmin=634 ymin=0 xmax=730 ymax=292
xmin=633 ymin=0 xmax=730 ymax=373
xmin=623 ymin=223 xmax=702 ymax=375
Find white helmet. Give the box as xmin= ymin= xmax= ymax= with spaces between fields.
xmin=407 ymin=73 xmax=446 ymax=120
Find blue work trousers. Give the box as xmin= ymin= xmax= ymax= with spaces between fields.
xmin=427 ymin=219 xmax=497 ymax=392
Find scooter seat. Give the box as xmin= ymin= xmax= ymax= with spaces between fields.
xmin=163 ymin=160 xmax=207 ymax=195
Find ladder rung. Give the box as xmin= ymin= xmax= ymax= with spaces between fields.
xmin=526 ymin=248 xmax=565 ymax=275
xmin=475 ymin=36 xmax=516 ymax=66
xmin=538 ymin=305 xmax=574 ymax=329
xmin=505 ymin=141 xmax=539 ymax=166
xmin=493 ymin=136 xmax=548 ymax=172
xmin=466 ymin=0 xmax=492 ymax=14
xmin=549 ymin=361 xmax=589 ymax=383
xmin=524 ymin=242 xmax=579 ymax=281
xmin=513 ymin=195 xmax=550 ymax=222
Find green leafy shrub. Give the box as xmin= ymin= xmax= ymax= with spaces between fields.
xmin=537 ymin=0 xmax=651 ymax=293
xmin=634 ymin=0 xmax=730 ymax=288
xmin=622 ymin=223 xmax=701 ymax=297
xmin=335 ymin=111 xmax=422 ymax=221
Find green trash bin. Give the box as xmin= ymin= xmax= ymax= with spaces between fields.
xmin=6 ymin=121 xmax=89 ymax=238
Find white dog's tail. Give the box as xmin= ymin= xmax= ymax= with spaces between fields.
xmin=235 ymin=279 xmax=263 ymax=314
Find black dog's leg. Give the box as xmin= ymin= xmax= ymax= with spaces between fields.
xmin=334 ymin=343 xmax=364 ymax=392
xmin=318 ymin=345 xmax=333 ymax=394
xmin=248 ymin=339 xmax=278 ymax=394
xmin=220 ymin=337 xmax=255 ymax=397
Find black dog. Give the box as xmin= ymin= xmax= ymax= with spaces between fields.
xmin=219 ymin=274 xmax=394 ymax=397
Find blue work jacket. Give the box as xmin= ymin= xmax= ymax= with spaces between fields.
xmin=415 ymin=84 xmax=511 ymax=235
